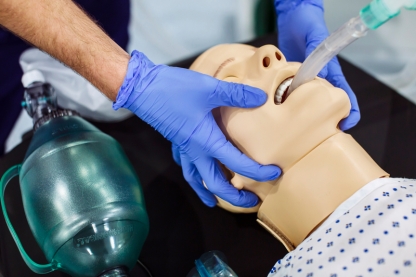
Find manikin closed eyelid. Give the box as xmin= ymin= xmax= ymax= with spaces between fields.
xmin=213 ymin=58 xmax=235 ymax=78
xmin=213 ymin=48 xmax=257 ymax=78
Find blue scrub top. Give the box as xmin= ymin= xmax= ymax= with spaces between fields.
xmin=0 ymin=0 xmax=130 ymax=155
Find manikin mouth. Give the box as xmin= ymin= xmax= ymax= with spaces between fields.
xmin=275 ymin=76 xmax=294 ymax=105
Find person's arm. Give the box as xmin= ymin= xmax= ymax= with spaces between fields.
xmin=0 ymin=0 xmax=282 ymax=208
xmin=0 ymin=0 xmax=129 ymax=100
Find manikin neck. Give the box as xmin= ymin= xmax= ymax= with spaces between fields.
xmin=256 ymin=132 xmax=389 ymax=251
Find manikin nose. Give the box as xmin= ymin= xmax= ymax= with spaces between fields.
xmin=249 ymin=45 xmax=289 ymax=103
xmin=246 ymin=45 xmax=287 ymax=80
xmin=257 ymin=45 xmax=286 ymax=69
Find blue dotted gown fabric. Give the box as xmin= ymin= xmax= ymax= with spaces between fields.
xmin=268 ymin=178 xmax=416 ymax=277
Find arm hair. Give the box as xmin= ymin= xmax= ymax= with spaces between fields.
xmin=0 ymin=0 xmax=130 ymax=100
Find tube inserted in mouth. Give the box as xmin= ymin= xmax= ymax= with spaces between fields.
xmin=275 ymin=77 xmax=294 ymax=105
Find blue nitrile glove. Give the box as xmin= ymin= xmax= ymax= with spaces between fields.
xmin=275 ymin=0 xmax=360 ymax=130
xmin=113 ymin=51 xmax=281 ymax=207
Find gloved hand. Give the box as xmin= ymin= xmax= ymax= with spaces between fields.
xmin=114 ymin=51 xmax=281 ymax=207
xmin=274 ymin=0 xmax=360 ymax=130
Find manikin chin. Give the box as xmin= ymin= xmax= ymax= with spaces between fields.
xmin=190 ymin=44 xmax=388 ymax=251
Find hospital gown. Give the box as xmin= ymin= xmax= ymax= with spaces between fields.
xmin=268 ymin=178 xmax=416 ymax=277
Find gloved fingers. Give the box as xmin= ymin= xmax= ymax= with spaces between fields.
xmin=339 ymin=109 xmax=360 ymax=131
xmin=326 ymin=59 xmax=360 ymax=130
xmin=195 ymin=158 xmax=259 ymax=208
xmin=275 ymin=0 xmax=324 ymax=15
xmin=208 ymin=80 xmax=268 ymax=109
xmin=317 ymin=65 xmax=328 ymax=79
xmin=210 ymin=138 xmax=281 ymax=182
xmin=180 ymin=154 xmax=217 ymax=207
xmin=274 ymin=0 xmax=297 ymax=14
xmin=171 ymin=143 xmax=181 ymax=166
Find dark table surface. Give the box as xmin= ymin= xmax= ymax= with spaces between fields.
xmin=1 ymin=33 xmax=416 ymax=277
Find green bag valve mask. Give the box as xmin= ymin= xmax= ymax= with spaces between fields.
xmin=1 ymin=70 xmax=149 ymax=277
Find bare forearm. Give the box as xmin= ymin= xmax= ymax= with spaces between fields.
xmin=0 ymin=0 xmax=129 ymax=100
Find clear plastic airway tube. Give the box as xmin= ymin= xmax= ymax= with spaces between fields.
xmin=286 ymin=16 xmax=369 ymax=96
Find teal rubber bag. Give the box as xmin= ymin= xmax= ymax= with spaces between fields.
xmin=1 ymin=115 xmax=149 ymax=277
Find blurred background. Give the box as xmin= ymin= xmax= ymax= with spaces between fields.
xmin=128 ymin=0 xmax=416 ymax=106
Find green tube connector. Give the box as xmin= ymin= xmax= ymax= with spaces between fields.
xmin=360 ymin=0 xmax=399 ymax=29
xmin=360 ymin=0 xmax=416 ymax=29
xmin=406 ymin=0 xmax=416 ymax=10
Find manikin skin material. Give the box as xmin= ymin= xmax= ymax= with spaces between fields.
xmin=190 ymin=44 xmax=388 ymax=251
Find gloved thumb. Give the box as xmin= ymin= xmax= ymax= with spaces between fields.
xmin=209 ymin=80 xmax=268 ymax=109
xmin=171 ymin=144 xmax=181 ymax=166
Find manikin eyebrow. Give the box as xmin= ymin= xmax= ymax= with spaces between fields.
xmin=213 ymin=57 xmax=235 ymax=78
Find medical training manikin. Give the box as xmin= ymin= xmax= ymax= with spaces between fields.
xmin=189 ymin=44 xmax=416 ymax=276
xmin=190 ymin=43 xmax=388 ymax=250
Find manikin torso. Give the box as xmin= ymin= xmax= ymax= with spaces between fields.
xmin=190 ymin=44 xmax=388 ymax=251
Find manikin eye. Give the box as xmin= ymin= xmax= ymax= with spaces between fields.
xmin=214 ymin=58 xmax=235 ymax=78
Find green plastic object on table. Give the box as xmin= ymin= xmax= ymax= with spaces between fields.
xmin=1 ymin=70 xmax=149 ymax=277
xmin=187 ymin=251 xmax=238 ymax=277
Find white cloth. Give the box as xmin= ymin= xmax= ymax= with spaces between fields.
xmin=5 ymin=48 xmax=133 ymax=153
xmin=268 ymin=178 xmax=416 ymax=277
xmin=324 ymin=0 xmax=416 ymax=104
xmin=19 ymin=48 xmax=132 ymax=122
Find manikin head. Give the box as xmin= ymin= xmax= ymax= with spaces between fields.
xmin=190 ymin=44 xmax=351 ymax=207
xmin=190 ymin=44 xmax=388 ymax=249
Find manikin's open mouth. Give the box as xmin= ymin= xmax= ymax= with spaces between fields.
xmin=275 ymin=76 xmax=294 ymax=105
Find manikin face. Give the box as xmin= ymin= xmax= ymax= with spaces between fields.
xmin=190 ymin=44 xmax=351 ymax=201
